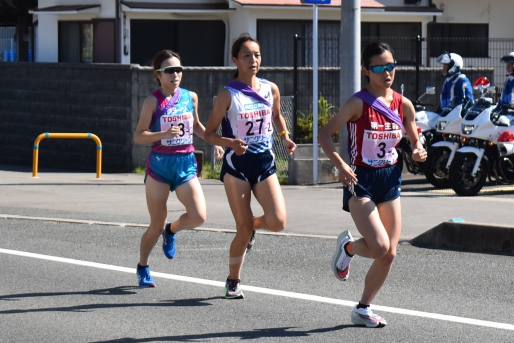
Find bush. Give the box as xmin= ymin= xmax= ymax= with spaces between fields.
xmin=296 ymin=93 xmax=339 ymax=143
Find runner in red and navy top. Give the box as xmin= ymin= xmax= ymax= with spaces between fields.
xmin=318 ymin=42 xmax=427 ymax=328
xmin=348 ymin=88 xmax=404 ymax=168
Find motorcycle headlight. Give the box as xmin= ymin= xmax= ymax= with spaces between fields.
xmin=461 ymin=124 xmax=475 ymax=135
xmin=437 ymin=121 xmax=447 ymax=131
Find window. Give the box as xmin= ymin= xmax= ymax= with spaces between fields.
xmin=258 ymin=20 xmax=340 ymax=67
xmin=0 ymin=27 xmax=16 ymax=61
xmin=428 ymin=23 xmax=488 ymax=58
xmin=130 ymin=20 xmax=225 ymax=67
xmin=258 ymin=20 xmax=421 ymax=67
xmin=93 ymin=20 xmax=115 ymax=63
xmin=58 ymin=22 xmax=93 ymax=63
xmin=361 ymin=22 xmax=421 ymax=65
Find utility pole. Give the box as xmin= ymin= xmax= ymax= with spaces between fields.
xmin=339 ymin=0 xmax=361 ymax=163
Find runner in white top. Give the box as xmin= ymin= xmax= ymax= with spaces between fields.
xmin=204 ymin=33 xmax=296 ymax=299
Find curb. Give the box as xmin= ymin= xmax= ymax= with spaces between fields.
xmin=410 ymin=221 xmax=514 ymax=255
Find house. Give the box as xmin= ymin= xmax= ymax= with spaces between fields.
xmin=1 ymin=0 xmax=512 ymax=66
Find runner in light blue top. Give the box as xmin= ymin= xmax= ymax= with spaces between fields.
xmin=134 ymin=49 xmax=223 ymax=288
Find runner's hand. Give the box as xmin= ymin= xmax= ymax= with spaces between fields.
xmin=232 ymin=139 xmax=248 ymax=156
xmin=412 ymin=148 xmax=427 ymax=162
xmin=214 ymin=145 xmax=225 ymax=159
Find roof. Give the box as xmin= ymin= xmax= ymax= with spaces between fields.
xmin=29 ymin=5 xmax=100 ymax=14
xmin=120 ymin=1 xmax=231 ymax=11
xmin=232 ymin=0 xmax=442 ymax=13
xmin=232 ymin=0 xmax=385 ymax=8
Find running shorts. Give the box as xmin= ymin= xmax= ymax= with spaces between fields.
xmin=145 ymin=151 xmax=198 ymax=192
xmin=342 ymin=163 xmax=402 ymax=212
xmin=220 ymin=150 xmax=276 ymax=185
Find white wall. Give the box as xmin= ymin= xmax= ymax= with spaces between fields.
xmin=35 ymin=14 xmax=58 ymax=62
xmin=436 ymin=0 xmax=514 ymax=37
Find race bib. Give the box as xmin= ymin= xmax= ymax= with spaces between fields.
xmin=236 ymin=103 xmax=273 ymax=144
xmin=361 ymin=129 xmax=402 ymax=167
xmin=160 ymin=112 xmax=194 ymax=146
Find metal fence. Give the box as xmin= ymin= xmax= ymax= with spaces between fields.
xmin=212 ymin=96 xmax=294 ymax=181
xmin=293 ymin=35 xmax=514 ymax=142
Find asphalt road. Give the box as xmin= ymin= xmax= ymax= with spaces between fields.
xmin=1 ymin=164 xmax=513 ymax=342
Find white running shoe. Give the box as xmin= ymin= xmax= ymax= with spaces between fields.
xmin=330 ymin=230 xmax=354 ymax=281
xmin=351 ymin=306 xmax=387 ymax=328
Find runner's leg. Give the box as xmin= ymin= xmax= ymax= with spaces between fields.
xmin=223 ymin=173 xmax=253 ymax=280
xmin=172 ymin=177 xmax=207 ymax=233
xmin=349 ymin=197 xmax=402 ymax=305
xmin=252 ymin=174 xmax=286 ymax=233
xmin=139 ymin=176 xmax=170 ymax=266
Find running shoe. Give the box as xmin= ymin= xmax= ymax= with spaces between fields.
xmin=136 ymin=265 xmax=156 ymax=287
xmin=162 ymin=222 xmax=176 ymax=259
xmin=350 ymin=306 xmax=387 ymax=328
xmin=330 ymin=229 xmax=354 ymax=281
xmin=247 ymin=230 xmax=256 ymax=250
xmin=224 ymin=279 xmax=244 ymax=299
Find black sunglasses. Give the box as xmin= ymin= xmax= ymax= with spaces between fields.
xmin=366 ymin=61 xmax=397 ymax=74
xmin=156 ymin=66 xmax=183 ymax=74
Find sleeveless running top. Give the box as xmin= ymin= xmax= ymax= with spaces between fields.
xmin=348 ymin=89 xmax=404 ymax=168
xmin=222 ymin=78 xmax=274 ymax=154
xmin=149 ymin=88 xmax=195 ymax=154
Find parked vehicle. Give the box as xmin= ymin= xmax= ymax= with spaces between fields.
xmin=423 ymin=83 xmax=472 ymax=188
xmin=448 ymin=78 xmax=514 ymax=196
xmin=398 ymin=85 xmax=438 ymax=174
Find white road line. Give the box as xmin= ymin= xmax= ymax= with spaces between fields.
xmin=1 ymin=247 xmax=513 ymax=331
xmin=0 ymin=214 xmax=336 ymax=239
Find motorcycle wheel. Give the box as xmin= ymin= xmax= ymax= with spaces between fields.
xmin=448 ymin=153 xmax=488 ymax=196
xmin=423 ymin=146 xmax=451 ymax=188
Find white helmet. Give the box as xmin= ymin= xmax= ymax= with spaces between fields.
xmin=437 ymin=52 xmax=463 ymax=76
xmin=500 ymin=52 xmax=514 ymax=64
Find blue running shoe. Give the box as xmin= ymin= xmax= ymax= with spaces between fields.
xmin=162 ymin=222 xmax=176 ymax=259
xmin=136 ymin=265 xmax=155 ymax=287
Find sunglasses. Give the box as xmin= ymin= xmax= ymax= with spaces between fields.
xmin=366 ymin=61 xmax=397 ymax=74
xmin=156 ymin=65 xmax=183 ymax=74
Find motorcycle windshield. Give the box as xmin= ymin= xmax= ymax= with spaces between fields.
xmin=464 ymin=99 xmax=491 ymax=121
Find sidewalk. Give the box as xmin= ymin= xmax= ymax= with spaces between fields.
xmin=1 ymin=164 xmax=513 ymax=246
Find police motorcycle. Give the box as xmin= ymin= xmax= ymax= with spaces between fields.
xmin=397 ymin=85 xmax=438 ymax=174
xmin=448 ymin=78 xmax=514 ymax=196
xmin=423 ymin=83 xmax=472 ymax=188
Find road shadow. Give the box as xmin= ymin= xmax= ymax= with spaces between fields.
xmin=92 ymin=324 xmax=355 ymax=342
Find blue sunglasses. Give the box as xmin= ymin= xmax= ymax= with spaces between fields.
xmin=367 ymin=61 xmax=397 ymax=74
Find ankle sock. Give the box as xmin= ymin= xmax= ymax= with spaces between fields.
xmin=356 ymin=302 xmax=370 ymax=309
xmin=137 ymin=264 xmax=148 ymax=270
xmin=166 ymin=223 xmax=175 ymax=236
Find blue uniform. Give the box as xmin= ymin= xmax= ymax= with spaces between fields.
xmin=440 ymin=72 xmax=474 ymax=109
xmin=493 ymin=75 xmax=514 ymax=112
xmin=145 ymin=88 xmax=198 ymax=191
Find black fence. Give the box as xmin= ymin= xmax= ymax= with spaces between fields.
xmin=293 ymin=36 xmax=514 ymax=143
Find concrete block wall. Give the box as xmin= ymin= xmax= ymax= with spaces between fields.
xmin=0 ymin=62 xmax=494 ymax=176
xmin=288 ymin=144 xmax=340 ymax=185
xmin=0 ymin=62 xmax=295 ymax=173
xmin=0 ymin=62 xmax=134 ymax=172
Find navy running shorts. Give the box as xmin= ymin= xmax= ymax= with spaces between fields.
xmin=145 ymin=151 xmax=198 ymax=192
xmin=220 ymin=150 xmax=276 ymax=185
xmin=342 ymin=163 xmax=402 ymax=212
